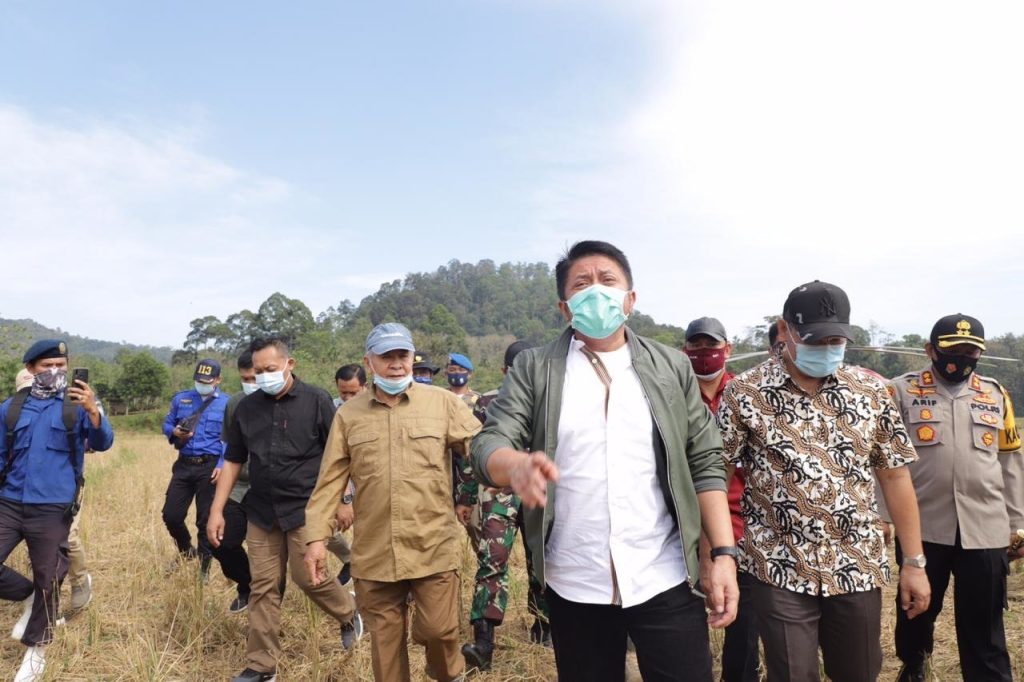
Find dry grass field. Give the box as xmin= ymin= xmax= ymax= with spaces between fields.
xmin=0 ymin=432 xmax=1021 ymax=681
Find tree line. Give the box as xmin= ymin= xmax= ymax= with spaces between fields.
xmin=2 ymin=259 xmax=1022 ymax=411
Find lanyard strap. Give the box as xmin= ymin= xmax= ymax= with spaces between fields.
xmin=578 ymin=345 xmax=612 ymax=417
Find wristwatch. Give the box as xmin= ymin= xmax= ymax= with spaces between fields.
xmin=710 ymin=546 xmax=739 ymax=562
xmin=341 ymin=493 xmax=354 ymax=505
xmin=903 ymin=553 xmax=927 ymax=569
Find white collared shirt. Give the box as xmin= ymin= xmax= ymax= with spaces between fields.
xmin=545 ymin=338 xmax=688 ymax=607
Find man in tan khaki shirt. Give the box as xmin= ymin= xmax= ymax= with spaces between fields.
xmin=305 ymin=322 xmax=482 ymax=682
xmin=885 ymin=314 xmax=1023 ymax=682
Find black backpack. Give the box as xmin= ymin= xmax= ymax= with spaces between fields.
xmin=2 ymin=388 xmax=85 ymax=519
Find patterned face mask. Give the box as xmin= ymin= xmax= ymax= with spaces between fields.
xmin=30 ymin=367 xmax=68 ymax=399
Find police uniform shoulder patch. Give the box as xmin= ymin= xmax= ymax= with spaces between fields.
xmin=920 ymin=371 xmax=935 ymax=387
xmin=970 ymin=374 xmax=983 ymax=392
xmin=886 ymin=384 xmax=896 ymax=398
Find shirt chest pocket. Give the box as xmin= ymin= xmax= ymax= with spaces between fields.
xmin=347 ymin=429 xmax=383 ymax=477
xmin=404 ymin=421 xmax=446 ymax=476
xmin=905 ymin=407 xmax=943 ymax=448
xmin=969 ymin=409 xmax=1001 ymax=453
xmin=204 ymin=412 xmax=224 ymax=437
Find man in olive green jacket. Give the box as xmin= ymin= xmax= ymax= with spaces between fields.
xmin=470 ymin=240 xmax=736 ymax=682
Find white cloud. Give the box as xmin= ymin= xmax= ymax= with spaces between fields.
xmin=0 ymin=105 xmax=383 ymax=346
xmin=525 ymin=1 xmax=1024 ymax=339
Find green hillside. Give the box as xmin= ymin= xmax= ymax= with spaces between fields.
xmin=0 ymin=317 xmax=174 ymax=363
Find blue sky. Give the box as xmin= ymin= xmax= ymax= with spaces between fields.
xmin=2 ymin=1 xmax=1023 ymax=348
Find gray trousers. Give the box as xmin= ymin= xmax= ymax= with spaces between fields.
xmin=750 ymin=579 xmax=882 ymax=682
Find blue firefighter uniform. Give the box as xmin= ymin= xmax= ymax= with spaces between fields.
xmin=0 ymin=338 xmax=114 ymax=654
xmin=159 ymin=359 xmax=228 ymax=566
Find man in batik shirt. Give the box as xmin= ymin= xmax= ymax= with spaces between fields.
xmin=717 ymin=280 xmax=931 ymax=682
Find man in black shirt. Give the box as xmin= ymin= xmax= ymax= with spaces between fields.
xmin=208 ymin=337 xmax=361 ymax=682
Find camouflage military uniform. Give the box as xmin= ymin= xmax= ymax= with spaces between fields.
xmin=466 ymin=391 xmax=548 ymax=626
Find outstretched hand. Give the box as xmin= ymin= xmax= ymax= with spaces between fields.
xmin=509 ymin=451 xmax=559 ymax=508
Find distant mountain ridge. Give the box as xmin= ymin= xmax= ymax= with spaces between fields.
xmin=0 ymin=317 xmax=174 ymax=363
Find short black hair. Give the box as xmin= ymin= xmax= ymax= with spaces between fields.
xmin=335 ymin=364 xmax=366 ymax=385
xmin=248 ymin=337 xmax=290 ymax=357
xmin=237 ymin=350 xmax=254 ymax=370
xmin=554 ymin=240 xmax=633 ymax=301
xmin=768 ymin=322 xmax=779 ymax=347
xmin=503 ymin=340 xmax=533 ymax=369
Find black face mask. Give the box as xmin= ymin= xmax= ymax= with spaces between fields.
xmin=933 ymin=350 xmax=979 ymax=383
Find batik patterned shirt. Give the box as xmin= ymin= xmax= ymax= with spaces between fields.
xmin=716 ymin=358 xmax=917 ymax=596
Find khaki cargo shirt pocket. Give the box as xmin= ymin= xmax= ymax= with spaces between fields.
xmin=348 ymin=428 xmax=383 ymax=477
xmin=404 ymin=420 xmax=446 ymax=476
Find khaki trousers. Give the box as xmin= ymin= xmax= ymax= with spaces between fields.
xmin=356 ymin=570 xmax=462 ymax=682
xmin=66 ymin=497 xmax=88 ymax=587
xmin=245 ymin=522 xmax=357 ymax=672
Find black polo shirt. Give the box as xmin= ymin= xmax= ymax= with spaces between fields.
xmin=225 ymin=376 xmax=337 ymax=532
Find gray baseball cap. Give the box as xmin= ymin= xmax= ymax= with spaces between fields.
xmin=365 ymin=323 xmax=415 ymax=355
xmin=685 ymin=317 xmax=728 ymax=343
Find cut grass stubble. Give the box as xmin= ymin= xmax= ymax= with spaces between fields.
xmin=0 ymin=434 xmax=1020 ymax=680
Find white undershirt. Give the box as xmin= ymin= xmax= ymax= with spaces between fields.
xmin=545 ymin=338 xmax=688 ymax=607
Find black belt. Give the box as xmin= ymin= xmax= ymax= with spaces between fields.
xmin=180 ymin=455 xmax=218 ymax=465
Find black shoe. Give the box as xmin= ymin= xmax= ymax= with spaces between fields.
xmin=228 ymin=593 xmax=250 ymax=614
xmin=461 ymin=620 xmax=495 ymax=671
xmin=897 ymin=664 xmax=926 ymax=682
xmin=529 ymin=618 xmax=552 ymax=647
xmin=337 ymin=562 xmax=351 ymax=586
xmin=230 ymin=668 xmax=277 ymax=682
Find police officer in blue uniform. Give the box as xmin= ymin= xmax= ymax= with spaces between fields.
xmin=0 ymin=339 xmax=114 ymax=681
xmin=160 ymin=359 xmax=229 ymax=574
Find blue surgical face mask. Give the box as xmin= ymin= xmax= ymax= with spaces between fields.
xmin=195 ymin=381 xmax=216 ymax=396
xmin=241 ymin=382 xmax=260 ymax=396
xmin=791 ymin=341 xmax=846 ymax=378
xmin=413 ymin=376 xmax=434 ymax=385
xmin=374 ymin=374 xmax=413 ymax=395
xmin=256 ymin=370 xmax=288 ymax=395
xmin=566 ymin=284 xmax=630 ymax=340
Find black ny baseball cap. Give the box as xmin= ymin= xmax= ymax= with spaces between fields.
xmin=782 ymin=280 xmax=853 ymax=342
xmin=930 ymin=314 xmax=986 ymax=351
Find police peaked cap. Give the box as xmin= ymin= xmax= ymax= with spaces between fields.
xmin=931 ymin=314 xmax=986 ymax=351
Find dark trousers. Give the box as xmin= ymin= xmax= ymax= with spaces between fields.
xmin=210 ymin=498 xmax=251 ymax=597
xmin=547 ymin=582 xmax=713 ymax=682
xmin=750 ymin=579 xmax=881 ymax=682
xmin=0 ymin=499 xmax=71 ymax=646
xmin=161 ymin=456 xmax=216 ymax=557
xmin=895 ymin=538 xmax=1012 ymax=681
xmin=722 ymin=571 xmax=761 ymax=682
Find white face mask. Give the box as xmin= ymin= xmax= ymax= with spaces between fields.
xmin=241 ymin=382 xmax=260 ymax=396
xmin=195 ymin=381 xmax=216 ymax=396
xmin=256 ymin=370 xmax=288 ymax=395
